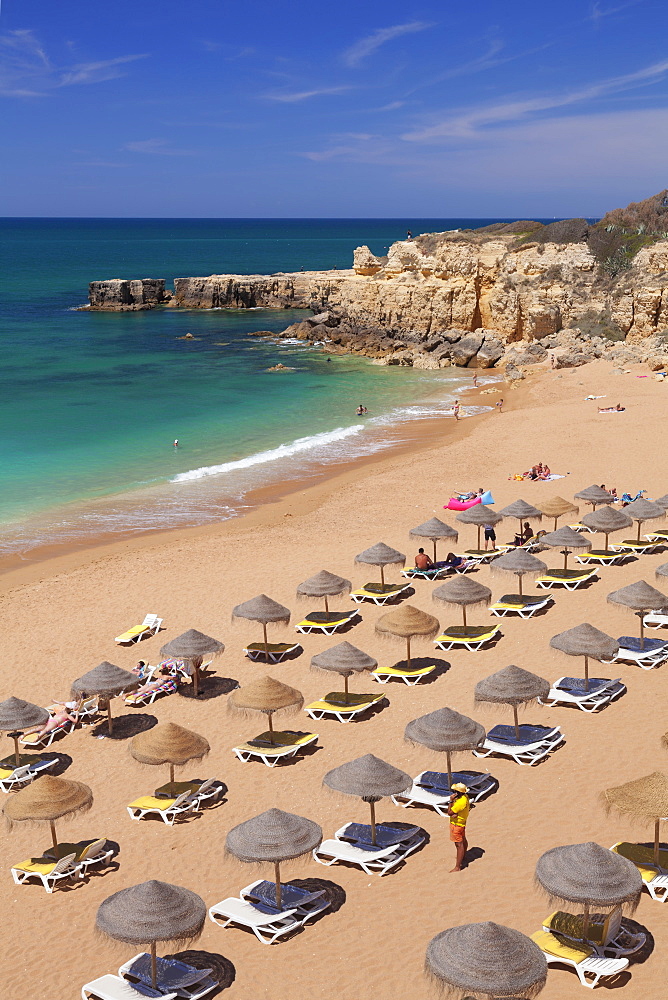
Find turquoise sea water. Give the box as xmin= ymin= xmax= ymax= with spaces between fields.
xmin=1 ymin=218 xmax=521 ymax=556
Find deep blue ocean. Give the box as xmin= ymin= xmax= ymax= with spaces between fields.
xmin=1 ymin=218 xmax=521 ymax=556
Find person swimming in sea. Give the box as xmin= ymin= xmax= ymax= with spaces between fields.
xmin=356 ymin=404 xmax=368 ymax=415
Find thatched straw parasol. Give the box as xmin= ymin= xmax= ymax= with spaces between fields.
xmin=653 ymin=494 xmax=668 ymax=511
xmin=574 ymin=485 xmax=615 ymax=509
xmin=539 ymin=526 xmax=591 ymax=570
xmin=656 ymin=562 xmax=668 ymax=580
xmin=226 ymin=808 xmax=322 ymax=910
xmin=375 ymin=604 xmax=440 ymax=671
xmin=475 ymin=665 xmax=549 ymax=740
xmin=603 ymin=772 xmax=668 ymax=866
xmin=354 ymin=542 xmax=406 ymax=586
xmin=228 ymin=676 xmax=302 ymax=744
xmin=97 ymin=880 xmax=206 ymax=990
xmin=432 ymin=576 xmax=491 ymax=628
xmin=581 ymin=506 xmax=633 ymax=553
xmin=0 ymin=697 xmax=50 ymax=767
xmin=456 ymin=504 xmax=502 ymax=552
xmin=3 ymin=774 xmax=92 ymax=851
xmin=426 ymin=921 xmax=547 ymax=999
xmin=535 ymin=842 xmax=642 ymax=943
xmin=71 ymin=662 xmax=138 ymax=735
xmin=405 ymin=708 xmax=486 ymax=786
xmin=296 ymin=570 xmax=352 ymax=612
xmin=311 ymin=642 xmax=377 ymax=701
xmin=323 ymin=754 xmax=411 ymax=846
xmin=499 ymin=500 xmax=543 ymax=544
xmin=621 ymin=498 xmax=665 ymax=542
xmin=160 ymin=629 xmax=225 ymax=698
xmin=550 ymin=623 xmax=618 ymax=691
xmin=130 ymin=722 xmax=209 ymax=796
xmin=232 ymin=596 xmax=290 ymax=662
xmin=536 ymin=496 xmax=579 ymax=530
xmin=409 ymin=517 xmax=459 ymax=562
xmin=607 ymin=580 xmax=668 ymax=649
xmin=489 ymin=548 xmax=547 ymax=597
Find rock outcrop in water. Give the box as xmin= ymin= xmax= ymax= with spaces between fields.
xmin=88 ymin=278 xmax=169 ymax=310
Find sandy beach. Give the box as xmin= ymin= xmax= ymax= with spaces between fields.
xmin=3 ymin=358 xmax=668 ymax=1000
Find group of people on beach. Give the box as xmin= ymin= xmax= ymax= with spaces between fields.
xmin=521 ymin=462 xmax=552 ymax=481
xmin=414 ymin=547 xmax=468 ymax=573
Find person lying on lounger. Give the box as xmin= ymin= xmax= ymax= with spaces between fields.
xmin=25 ymin=706 xmax=77 ymax=737
xmin=598 ymin=403 xmax=625 ymax=412
xmin=134 ymin=677 xmax=177 ymax=698
xmin=444 ymin=552 xmax=468 ymax=570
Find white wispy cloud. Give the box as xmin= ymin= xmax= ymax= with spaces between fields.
xmin=343 ymin=21 xmax=432 ymax=67
xmin=402 ymin=57 xmax=668 ymax=140
xmin=589 ymin=0 xmax=645 ymax=22
xmin=59 ymin=54 xmax=147 ymax=87
xmin=124 ymin=138 xmax=194 ymax=155
xmin=265 ymin=85 xmax=352 ymax=103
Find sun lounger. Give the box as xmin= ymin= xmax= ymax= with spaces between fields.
xmin=543 ymin=909 xmax=646 ymax=959
xmin=371 ymin=663 xmax=436 ymax=685
xmin=569 ymin=522 xmax=595 ymax=533
xmin=82 ymin=973 xmax=179 ymax=1000
xmin=611 ymin=842 xmax=668 ymax=901
xmin=241 ymin=879 xmax=329 ymax=920
xmin=126 ymin=789 xmax=197 ymax=825
xmin=20 ymin=719 xmax=74 ymax=748
xmin=243 ymin=641 xmax=301 ymax=663
xmin=643 ymin=608 xmax=668 ymax=630
xmin=44 ymin=697 xmax=100 ymax=724
xmin=531 ymin=929 xmax=629 ymax=988
xmin=11 ymin=851 xmax=79 ymax=893
xmin=294 ymin=611 xmax=360 ymax=634
xmin=575 ymin=550 xmax=628 ymax=566
xmin=473 ymin=724 xmax=564 ymax=765
xmin=208 ymin=895 xmax=304 ymax=944
xmin=434 ymin=625 xmax=501 ymax=651
xmin=611 ymin=539 xmax=661 ymax=555
xmin=614 ymin=635 xmax=668 ymax=669
xmin=645 ymin=529 xmax=668 ymax=541
xmin=350 ymin=582 xmax=410 ymax=605
xmin=305 ymin=692 xmax=385 ymax=723
xmin=233 ymin=730 xmax=318 ymax=766
xmin=115 ymin=614 xmax=163 ymax=645
xmin=314 ymin=823 xmax=425 ymax=875
xmin=392 ymin=770 xmax=497 ymax=814
xmin=536 ymin=568 xmax=598 ymax=590
xmin=539 ymin=677 xmax=625 ymax=713
xmin=152 ymin=778 xmax=222 ymax=809
xmin=489 ymin=595 xmax=551 ymax=618
xmin=43 ymin=838 xmax=114 ymax=877
xmin=0 ymin=756 xmax=55 ymax=793
xmin=402 ymin=566 xmax=452 ymax=580
xmin=119 ymin=952 xmax=217 ymax=1000
xmin=338 ymin=822 xmax=421 ymax=849
xmin=124 ymin=677 xmax=178 ymax=707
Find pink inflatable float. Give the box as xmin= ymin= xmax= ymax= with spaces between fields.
xmin=445 ymin=497 xmax=482 ymax=511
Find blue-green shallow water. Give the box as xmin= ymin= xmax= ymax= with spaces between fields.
xmin=0 ymin=218 xmax=519 ymax=556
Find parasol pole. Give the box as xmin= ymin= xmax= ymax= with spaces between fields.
xmin=637 ymin=611 xmax=646 ymax=651
xmin=446 ymin=750 xmax=453 ymax=789
xmin=513 ymin=704 xmax=520 ymax=741
xmin=150 ymin=941 xmax=157 ymax=990
xmin=462 ymin=605 xmax=467 ymax=629
xmin=406 ymin=636 xmax=411 ymax=672
xmin=262 ymin=622 xmax=269 ymax=662
xmin=380 ymin=564 xmax=385 ymax=587
xmin=654 ymin=818 xmax=661 ymax=866
xmin=324 ymin=595 xmax=329 ymax=614
xmin=12 ymin=732 xmax=21 ymax=768
xmin=476 ymin=525 xmax=481 ymax=551
xmin=637 ymin=519 xmax=642 ymax=543
xmin=107 ymin=699 xmax=114 ymax=736
xmin=169 ymin=763 xmax=175 ymax=796
xmin=562 ymin=547 xmax=569 ymax=571
xmin=267 ymin=710 xmax=275 ymax=745
xmin=432 ymin=539 xmax=438 ymax=562
xmin=582 ymin=902 xmax=590 ymax=943
xmin=192 ymin=656 xmax=201 ymax=698
xmin=518 ymin=574 xmax=524 ymax=597
xmin=274 ymin=861 xmax=282 ymax=909
xmin=583 ymin=655 xmax=590 ymax=693
xmin=343 ymin=673 xmax=350 ymax=703
xmin=50 ymin=819 xmax=58 ymax=851
xmin=369 ymin=800 xmax=377 ymax=845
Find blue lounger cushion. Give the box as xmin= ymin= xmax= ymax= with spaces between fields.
xmin=339 ymin=822 xmax=420 ymax=851
xmin=556 ymin=677 xmax=624 ymax=696
xmin=129 ymin=954 xmax=213 ymax=991
xmin=618 ymin=636 xmax=668 ymax=653
xmin=487 ymin=724 xmax=556 ymax=746
xmin=417 ymin=771 xmax=487 ymax=795
xmin=245 ymin=880 xmax=326 ymax=914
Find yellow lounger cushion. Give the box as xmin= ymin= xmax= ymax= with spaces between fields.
xmin=307 ymin=693 xmax=383 ymax=713
xmin=245 ymin=642 xmax=297 ymax=653
xmin=0 ymin=768 xmax=14 ymax=779
xmin=128 ymin=795 xmax=178 ymax=811
xmin=612 ymin=841 xmax=668 ymax=874
xmin=235 ymin=742 xmax=298 ymax=757
xmin=295 ymin=617 xmax=351 ymax=628
xmin=115 ymin=625 xmax=151 ymax=641
xmin=543 ymin=911 xmax=605 ymax=945
xmin=530 ymin=930 xmax=593 ymax=961
xmin=13 ymin=857 xmax=63 ymax=875
xmin=538 ymin=570 xmax=593 ymax=581
xmin=154 ymin=781 xmax=202 ymax=797
xmin=437 ymin=627 xmax=499 ymax=641
xmin=352 ymin=585 xmax=406 ymax=596
xmin=375 ymin=664 xmax=435 ymax=677
xmin=251 ymin=731 xmax=315 ymax=746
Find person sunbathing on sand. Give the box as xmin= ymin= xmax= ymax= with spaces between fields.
xmin=598 ymin=403 xmax=625 ymax=412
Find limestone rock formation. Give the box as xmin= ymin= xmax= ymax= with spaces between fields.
xmin=89 ymin=278 xmax=167 ymax=310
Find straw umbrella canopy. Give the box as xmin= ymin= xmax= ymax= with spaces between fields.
xmin=296 ymin=570 xmax=352 ymax=613
xmin=653 ymin=494 xmax=668 ymax=510
xmin=71 ymin=661 xmax=138 ymax=735
xmin=432 ymin=576 xmax=491 ymax=628
xmin=159 ymin=629 xmax=225 ymax=698
xmin=455 ymin=504 xmax=503 ymax=552
xmin=607 ymin=580 xmax=668 ymax=649
xmin=0 ymin=697 xmax=50 ymax=767
xmin=574 ymin=485 xmax=615 ymax=509
xmin=232 ymin=595 xmax=290 ymax=662
xmin=550 ymin=623 xmax=619 ymax=691
xmin=226 ymin=808 xmax=322 ymax=910
xmin=621 ymin=498 xmax=665 ymax=542
xmin=499 ymin=500 xmax=543 ymax=544
xmin=310 ymin=642 xmax=377 ymax=701
xmin=130 ymin=723 xmax=210 ymax=796
xmin=375 ymin=604 xmax=440 ymax=671
xmin=405 ymin=708 xmax=486 ymax=787
xmin=354 ymin=542 xmax=406 ymax=586
xmin=97 ymin=880 xmax=206 ymax=990
xmin=323 ymin=754 xmax=411 ymax=846
xmin=656 ymin=562 xmax=668 ymax=581
xmin=3 ymin=774 xmax=92 ymax=851
xmin=536 ymin=496 xmax=579 ymax=530
xmin=535 ymin=842 xmax=642 ymax=943
xmin=409 ymin=517 xmax=459 ymax=562
xmin=581 ymin=506 xmax=633 ymax=553
xmin=603 ymin=772 xmax=668 ymax=866
xmin=539 ymin=526 xmax=591 ymax=570
xmin=227 ymin=675 xmax=302 ymax=745
xmin=426 ymin=921 xmax=547 ymax=999
xmin=475 ymin=665 xmax=549 ymax=740
xmin=489 ymin=548 xmax=546 ymax=597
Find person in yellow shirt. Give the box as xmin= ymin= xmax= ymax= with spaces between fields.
xmin=447 ymin=782 xmax=470 ymax=872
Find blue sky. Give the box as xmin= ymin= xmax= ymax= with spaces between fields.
xmin=1 ymin=0 xmax=666 ymax=217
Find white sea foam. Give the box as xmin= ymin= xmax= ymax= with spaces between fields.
xmin=171 ymin=423 xmax=365 ymax=483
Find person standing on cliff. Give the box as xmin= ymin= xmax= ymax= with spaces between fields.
xmin=406 ymin=229 xmax=413 ymax=240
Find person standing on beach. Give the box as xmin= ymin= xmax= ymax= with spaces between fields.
xmin=448 ymin=782 xmax=470 ymax=872
xmin=495 ymin=398 xmax=503 ymax=413
xmin=453 ymin=400 xmax=460 ymax=420
xmin=472 ymin=372 xmax=478 ymax=388
xmin=483 ymin=523 xmax=497 ymax=551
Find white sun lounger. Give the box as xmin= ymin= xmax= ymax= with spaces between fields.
xmin=611 ymin=540 xmax=661 ymax=555
xmin=208 ymin=896 xmax=304 ymax=944
xmin=11 ymin=851 xmax=79 ymax=893
xmin=371 ymin=663 xmax=436 ymax=685
xmin=574 ymin=551 xmax=628 ymax=566
xmin=543 ymin=908 xmax=646 ymax=959
xmin=82 ymin=974 xmax=178 ymax=1000
xmin=531 ymin=929 xmax=629 ymax=988
xmin=539 ymin=677 xmax=625 ymax=713
xmin=644 ymin=609 xmax=668 ymax=630
xmin=614 ymin=637 xmax=668 ymax=669
xmin=114 ymin=614 xmax=163 ymax=645
xmin=350 ymin=583 xmax=411 ymax=605
xmin=392 ymin=771 xmax=496 ymax=815
xmin=0 ymin=757 xmax=55 ymax=793
xmin=126 ymin=789 xmax=197 ymax=825
xmin=489 ymin=596 xmax=551 ymax=618
xmin=473 ymin=725 xmax=564 ymax=765
xmin=240 ymin=879 xmax=330 ymax=921
xmin=233 ymin=731 xmax=318 ymax=766
xmin=305 ymin=693 xmax=385 ymax=723
xmin=294 ymin=611 xmax=360 ymax=634
xmin=118 ymin=952 xmax=217 ymax=999
xmin=313 ymin=824 xmax=425 ymax=876
xmin=243 ymin=642 xmax=301 ymax=663
xmin=536 ymin=569 xmax=598 ymax=590
xmin=434 ymin=625 xmax=501 ymax=651
xmin=611 ymin=842 xmax=668 ymax=902
xmin=20 ymin=719 xmax=75 ymax=749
